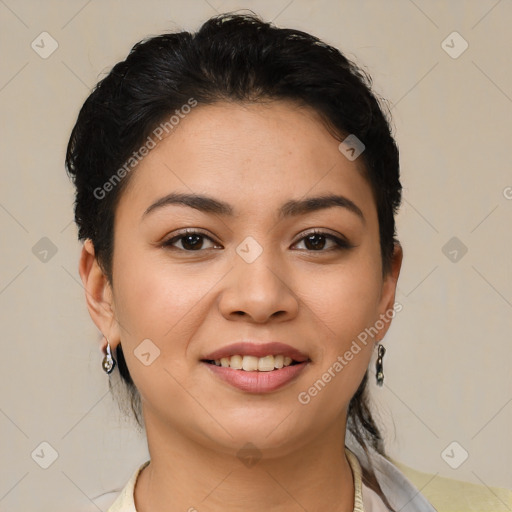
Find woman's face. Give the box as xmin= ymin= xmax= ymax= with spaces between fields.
xmin=90 ymin=101 xmax=400 ymax=455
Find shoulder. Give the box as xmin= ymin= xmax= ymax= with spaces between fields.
xmin=92 ymin=460 xmax=149 ymax=512
xmin=394 ymin=459 xmax=512 ymax=512
xmin=347 ymin=436 xmax=436 ymax=512
xmin=346 ymin=444 xmax=435 ymax=512
xmin=347 ymin=432 xmax=512 ymax=512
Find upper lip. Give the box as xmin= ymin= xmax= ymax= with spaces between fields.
xmin=202 ymin=342 xmax=310 ymax=362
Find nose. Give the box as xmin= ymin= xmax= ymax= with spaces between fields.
xmin=218 ymin=247 xmax=299 ymax=324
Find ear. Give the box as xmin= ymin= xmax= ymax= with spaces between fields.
xmin=78 ymin=239 xmax=121 ymax=352
xmin=375 ymin=242 xmax=403 ymax=341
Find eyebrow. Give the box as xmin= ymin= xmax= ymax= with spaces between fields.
xmin=143 ymin=192 xmax=365 ymax=222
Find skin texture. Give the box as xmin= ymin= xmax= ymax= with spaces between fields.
xmin=79 ymin=101 xmax=402 ymax=512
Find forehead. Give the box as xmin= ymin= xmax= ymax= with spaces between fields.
xmin=116 ymin=101 xmax=377 ymax=223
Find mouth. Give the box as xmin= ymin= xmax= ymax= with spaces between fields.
xmin=200 ymin=342 xmax=311 ymax=393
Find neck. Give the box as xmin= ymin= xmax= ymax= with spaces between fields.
xmin=134 ymin=409 xmax=355 ymax=512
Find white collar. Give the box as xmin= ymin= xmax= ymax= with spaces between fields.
xmin=345 ymin=431 xmax=436 ymax=512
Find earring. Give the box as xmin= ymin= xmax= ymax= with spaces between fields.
xmin=375 ymin=343 xmax=385 ymax=387
xmin=102 ymin=338 xmax=117 ymax=374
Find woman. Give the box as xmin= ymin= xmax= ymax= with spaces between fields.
xmin=66 ymin=12 xmax=436 ymax=512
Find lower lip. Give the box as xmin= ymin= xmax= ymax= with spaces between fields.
xmin=203 ymin=362 xmax=309 ymax=393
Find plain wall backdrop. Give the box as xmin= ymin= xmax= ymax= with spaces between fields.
xmin=1 ymin=0 xmax=511 ymax=510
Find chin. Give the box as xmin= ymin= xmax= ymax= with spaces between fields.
xmin=205 ymin=415 xmax=315 ymax=457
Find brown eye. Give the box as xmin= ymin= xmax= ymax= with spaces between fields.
xmin=179 ymin=234 xmax=206 ymax=250
xmin=162 ymin=230 xmax=220 ymax=251
xmin=293 ymin=231 xmax=351 ymax=251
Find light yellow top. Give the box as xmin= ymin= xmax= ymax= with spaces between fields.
xmin=393 ymin=459 xmax=512 ymax=512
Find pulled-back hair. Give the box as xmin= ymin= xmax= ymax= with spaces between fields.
xmin=66 ymin=12 xmax=401 ymax=508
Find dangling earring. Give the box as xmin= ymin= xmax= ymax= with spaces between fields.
xmin=375 ymin=343 xmax=385 ymax=386
xmin=102 ymin=338 xmax=117 ymax=374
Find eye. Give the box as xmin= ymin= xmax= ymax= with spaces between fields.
xmin=162 ymin=229 xmax=221 ymax=251
xmin=161 ymin=229 xmax=350 ymax=252
xmin=292 ymin=230 xmax=351 ymax=251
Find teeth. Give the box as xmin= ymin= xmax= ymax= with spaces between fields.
xmin=242 ymin=356 xmax=259 ymax=371
xmin=229 ymin=355 xmax=243 ymax=370
xmin=258 ymin=355 xmax=275 ymax=372
xmin=210 ymin=354 xmax=297 ymax=371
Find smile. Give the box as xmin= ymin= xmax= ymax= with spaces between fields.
xmin=202 ymin=356 xmax=310 ymax=393
xmin=201 ymin=341 xmax=311 ymax=392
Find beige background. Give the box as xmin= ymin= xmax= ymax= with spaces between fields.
xmin=1 ymin=0 xmax=511 ymax=510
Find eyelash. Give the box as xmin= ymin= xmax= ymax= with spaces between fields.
xmin=161 ymin=228 xmax=351 ymax=252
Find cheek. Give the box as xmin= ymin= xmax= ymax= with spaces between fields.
xmin=295 ymin=280 xmax=378 ymax=425
xmin=295 ymin=251 xmax=382 ymax=402
xmin=113 ymin=242 xmax=203 ymax=336
xmin=110 ymin=250 xmax=203 ymax=405
xmin=305 ymin=256 xmax=383 ymax=349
